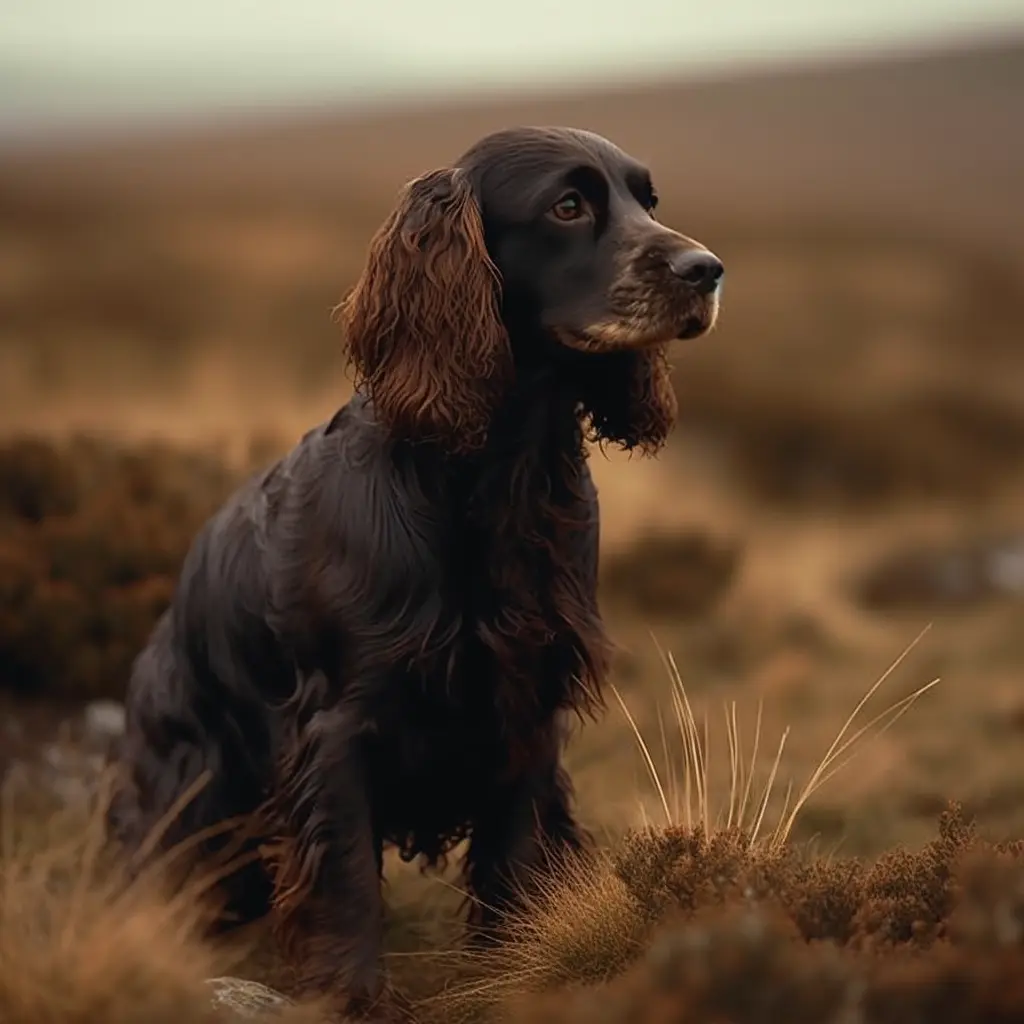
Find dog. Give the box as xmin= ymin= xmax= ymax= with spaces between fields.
xmin=108 ymin=125 xmax=723 ymax=1020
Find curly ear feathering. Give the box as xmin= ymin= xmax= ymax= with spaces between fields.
xmin=339 ymin=167 xmax=513 ymax=454
xmin=108 ymin=126 xmax=723 ymax=1022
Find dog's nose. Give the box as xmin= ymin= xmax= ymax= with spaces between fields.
xmin=668 ymin=250 xmax=724 ymax=295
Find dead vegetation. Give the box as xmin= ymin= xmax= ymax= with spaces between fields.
xmin=0 ymin=435 xmax=246 ymax=699
xmin=0 ymin=775 xmax=327 ymax=1024
xmin=476 ymin=806 xmax=1024 ymax=1024
xmin=7 ymin=802 xmax=1024 ymax=1024
xmin=5 ymin=654 xmax=1023 ymax=1024
xmin=2 ymin=431 xmax=1023 ymax=1022
xmin=601 ymin=531 xmax=741 ymax=619
xmin=426 ymin=637 xmax=945 ymax=1020
xmin=516 ymin=848 xmax=1024 ymax=1024
xmin=672 ymin=357 xmax=1024 ymax=510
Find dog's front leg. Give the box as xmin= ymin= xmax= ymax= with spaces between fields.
xmin=462 ymin=727 xmax=591 ymax=942
xmin=268 ymin=696 xmax=408 ymax=1021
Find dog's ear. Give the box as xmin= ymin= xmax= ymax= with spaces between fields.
xmin=579 ymin=345 xmax=678 ymax=454
xmin=338 ymin=168 xmax=512 ymax=453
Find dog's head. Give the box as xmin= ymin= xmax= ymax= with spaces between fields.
xmin=340 ymin=126 xmax=723 ymax=454
xmin=461 ymin=126 xmax=722 ymax=353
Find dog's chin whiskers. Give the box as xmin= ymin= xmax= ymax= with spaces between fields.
xmin=554 ymin=321 xmax=675 ymax=354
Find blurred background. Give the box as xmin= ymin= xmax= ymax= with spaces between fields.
xmin=2 ymin=1 xmax=1024 ymax=855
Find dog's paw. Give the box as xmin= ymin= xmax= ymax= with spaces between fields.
xmin=317 ymin=978 xmax=416 ymax=1024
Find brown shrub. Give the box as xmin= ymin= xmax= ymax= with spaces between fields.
xmin=601 ymin=531 xmax=741 ymax=619
xmin=519 ymin=903 xmax=1024 ymax=1024
xmin=674 ymin=365 xmax=1024 ymax=509
xmin=0 ymin=435 xmax=243 ymax=699
xmin=5 ymin=790 xmax=1024 ymax=1024
xmin=502 ymin=806 xmax=1024 ymax=1024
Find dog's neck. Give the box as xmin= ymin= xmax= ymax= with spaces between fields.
xmin=487 ymin=358 xmax=587 ymax=455
xmin=390 ymin=355 xmax=590 ymax=525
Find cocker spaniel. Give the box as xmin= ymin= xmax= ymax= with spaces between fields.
xmin=108 ymin=125 xmax=723 ymax=1021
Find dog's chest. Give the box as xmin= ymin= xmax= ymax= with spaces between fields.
xmin=366 ymin=678 xmax=526 ymax=845
xmin=353 ymin=456 xmax=604 ymax=831
xmin=365 ymin=600 xmax=589 ymax=843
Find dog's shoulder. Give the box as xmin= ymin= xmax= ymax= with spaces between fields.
xmin=249 ymin=395 xmax=382 ymax=499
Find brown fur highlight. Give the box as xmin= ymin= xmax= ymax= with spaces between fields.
xmin=339 ymin=169 xmax=512 ymax=454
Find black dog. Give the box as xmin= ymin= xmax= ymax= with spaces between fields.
xmin=108 ymin=126 xmax=723 ymax=1020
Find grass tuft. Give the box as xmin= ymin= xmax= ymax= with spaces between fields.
xmin=0 ymin=774 xmax=327 ymax=1023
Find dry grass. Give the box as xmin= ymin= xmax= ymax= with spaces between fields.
xmin=611 ymin=628 xmax=940 ymax=846
xmin=1 ymin=599 xmax=1022 ymax=1024
xmin=423 ymin=634 xmax=943 ymax=1019
xmin=0 ymin=776 xmax=329 ymax=1023
xmin=8 ymin=793 xmax=1023 ymax=1024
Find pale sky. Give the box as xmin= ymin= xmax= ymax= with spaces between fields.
xmin=3 ymin=0 xmax=1024 ymax=128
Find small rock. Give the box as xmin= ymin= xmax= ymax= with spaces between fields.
xmin=6 ymin=740 xmax=108 ymax=811
xmin=207 ymin=977 xmax=296 ymax=1019
xmin=83 ymin=700 xmax=127 ymax=742
xmin=41 ymin=742 xmax=70 ymax=771
xmin=855 ymin=533 xmax=1024 ymax=610
xmin=988 ymin=539 xmax=1024 ymax=595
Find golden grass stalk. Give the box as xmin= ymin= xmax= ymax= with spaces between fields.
xmin=618 ymin=623 xmax=939 ymax=850
xmin=0 ymin=771 xmax=327 ymax=1024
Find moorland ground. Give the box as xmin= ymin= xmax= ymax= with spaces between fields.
xmin=2 ymin=36 xmax=1024 ymax=1021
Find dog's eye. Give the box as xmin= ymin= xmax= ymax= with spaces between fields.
xmin=550 ymin=192 xmax=587 ymax=222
